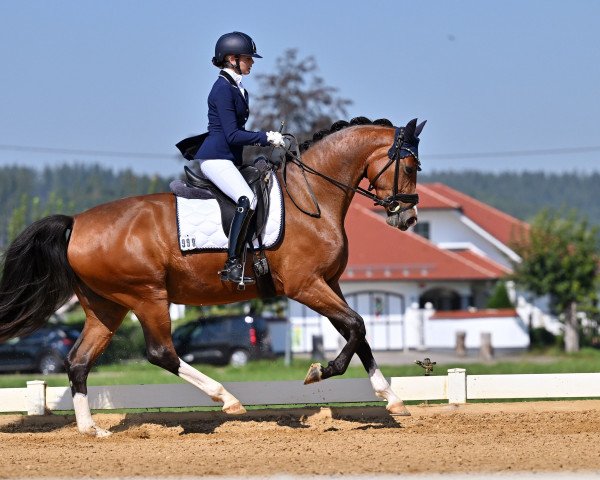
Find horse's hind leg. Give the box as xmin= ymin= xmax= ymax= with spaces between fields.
xmin=66 ymin=288 xmax=128 ymax=437
xmin=134 ymin=298 xmax=246 ymax=415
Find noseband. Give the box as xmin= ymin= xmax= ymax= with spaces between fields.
xmin=279 ymin=128 xmax=421 ymax=218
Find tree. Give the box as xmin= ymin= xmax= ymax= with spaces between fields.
xmin=249 ymin=48 xmax=353 ymax=141
xmin=7 ymin=194 xmax=29 ymax=243
xmin=511 ymin=210 xmax=599 ymax=352
xmin=486 ymin=281 xmax=514 ymax=309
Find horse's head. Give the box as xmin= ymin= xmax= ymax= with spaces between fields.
xmin=365 ymin=118 xmax=426 ymax=231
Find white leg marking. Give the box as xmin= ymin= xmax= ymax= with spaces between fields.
xmin=73 ymin=393 xmax=111 ymax=437
xmin=178 ymin=359 xmax=246 ymax=414
xmin=369 ymin=367 xmax=402 ymax=407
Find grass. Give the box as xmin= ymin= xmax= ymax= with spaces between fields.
xmin=3 ymin=348 xmax=600 ymax=389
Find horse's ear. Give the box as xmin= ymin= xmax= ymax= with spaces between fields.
xmin=404 ymin=118 xmax=418 ymax=138
xmin=415 ymin=120 xmax=427 ymax=138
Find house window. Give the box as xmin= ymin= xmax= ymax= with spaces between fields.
xmin=413 ymin=221 xmax=430 ymax=239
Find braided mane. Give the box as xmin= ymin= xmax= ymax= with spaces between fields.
xmin=299 ymin=117 xmax=394 ymax=153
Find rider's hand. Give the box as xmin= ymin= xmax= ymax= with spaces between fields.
xmin=266 ymin=131 xmax=286 ymax=148
xmin=283 ymin=135 xmax=293 ymax=150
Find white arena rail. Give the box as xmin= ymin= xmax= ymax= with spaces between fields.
xmin=3 ymin=369 xmax=600 ymax=415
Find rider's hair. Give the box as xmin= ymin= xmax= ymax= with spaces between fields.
xmin=213 ymin=54 xmax=237 ymax=70
xmin=299 ymin=117 xmax=394 ymax=152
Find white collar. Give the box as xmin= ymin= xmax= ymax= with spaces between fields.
xmin=223 ymin=68 xmax=243 ymax=86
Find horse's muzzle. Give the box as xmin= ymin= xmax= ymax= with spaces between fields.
xmin=386 ymin=208 xmax=418 ymax=231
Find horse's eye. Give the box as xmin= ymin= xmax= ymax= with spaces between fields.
xmin=404 ymin=165 xmax=414 ymax=175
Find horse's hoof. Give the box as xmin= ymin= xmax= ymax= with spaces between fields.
xmin=94 ymin=427 xmax=113 ymax=437
xmin=81 ymin=425 xmax=112 ymax=438
xmin=304 ymin=363 xmax=322 ymax=385
xmin=387 ymin=402 xmax=411 ymax=416
xmin=223 ymin=401 xmax=247 ymax=415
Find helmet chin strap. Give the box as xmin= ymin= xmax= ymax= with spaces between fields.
xmin=233 ymin=55 xmax=242 ymax=75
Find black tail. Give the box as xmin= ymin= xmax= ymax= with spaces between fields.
xmin=0 ymin=215 xmax=76 ymax=342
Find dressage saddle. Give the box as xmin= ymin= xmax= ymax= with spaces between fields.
xmin=182 ymin=160 xmax=272 ymax=244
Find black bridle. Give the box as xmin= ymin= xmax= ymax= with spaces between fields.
xmin=279 ymin=128 xmax=421 ymax=218
xmin=367 ymin=127 xmax=421 ymax=212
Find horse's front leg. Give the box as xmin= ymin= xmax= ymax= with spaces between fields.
xmin=290 ymin=279 xmax=409 ymax=415
xmin=328 ymin=282 xmax=409 ymax=415
xmin=288 ymin=279 xmax=364 ymax=382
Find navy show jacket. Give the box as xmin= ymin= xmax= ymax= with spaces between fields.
xmin=195 ymin=71 xmax=269 ymax=165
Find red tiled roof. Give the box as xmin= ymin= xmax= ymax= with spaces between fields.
xmin=417 ymin=184 xmax=461 ymax=209
xmin=354 ymin=180 xmax=528 ymax=247
xmin=342 ymin=202 xmax=508 ymax=281
xmin=422 ymin=183 xmax=529 ymax=245
xmin=430 ymin=308 xmax=518 ymax=320
xmin=453 ymin=249 xmax=511 ymax=276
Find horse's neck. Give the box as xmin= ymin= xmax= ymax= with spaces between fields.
xmin=300 ymin=130 xmax=378 ymax=217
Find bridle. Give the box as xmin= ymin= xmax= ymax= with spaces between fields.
xmin=278 ymin=128 xmax=421 ymax=218
xmin=367 ymin=127 xmax=421 ymax=213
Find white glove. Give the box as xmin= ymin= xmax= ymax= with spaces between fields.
xmin=266 ymin=131 xmax=285 ymax=148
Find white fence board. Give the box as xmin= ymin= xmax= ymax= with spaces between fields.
xmin=390 ymin=376 xmax=447 ymax=400
xmin=5 ymin=371 xmax=600 ymax=414
xmin=467 ymin=373 xmax=600 ymax=399
xmin=0 ymin=388 xmax=27 ymax=412
xmin=43 ymin=378 xmax=380 ymax=411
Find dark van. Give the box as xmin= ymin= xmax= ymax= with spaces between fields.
xmin=172 ymin=315 xmax=273 ymax=366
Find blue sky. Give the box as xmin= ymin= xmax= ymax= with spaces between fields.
xmin=1 ymin=0 xmax=599 ymax=178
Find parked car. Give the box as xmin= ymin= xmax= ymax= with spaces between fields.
xmin=0 ymin=325 xmax=81 ymax=374
xmin=172 ymin=315 xmax=273 ymax=366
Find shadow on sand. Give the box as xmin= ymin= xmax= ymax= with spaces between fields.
xmin=0 ymin=406 xmax=404 ymax=435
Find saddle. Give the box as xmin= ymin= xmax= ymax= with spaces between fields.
xmin=182 ymin=157 xmax=273 ymax=244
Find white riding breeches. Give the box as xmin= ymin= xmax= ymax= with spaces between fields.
xmin=199 ymin=159 xmax=257 ymax=209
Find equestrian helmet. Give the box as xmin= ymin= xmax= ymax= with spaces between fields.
xmin=212 ymin=32 xmax=262 ymax=65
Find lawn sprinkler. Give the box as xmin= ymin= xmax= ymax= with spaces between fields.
xmin=415 ymin=357 xmax=436 ymax=376
xmin=415 ymin=357 xmax=436 ymax=406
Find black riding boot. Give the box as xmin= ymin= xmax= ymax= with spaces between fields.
xmin=220 ymin=196 xmax=255 ymax=285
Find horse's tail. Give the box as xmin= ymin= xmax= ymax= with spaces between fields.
xmin=0 ymin=214 xmax=76 ymax=342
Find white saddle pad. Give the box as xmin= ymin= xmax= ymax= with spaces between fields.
xmin=175 ymin=175 xmax=284 ymax=252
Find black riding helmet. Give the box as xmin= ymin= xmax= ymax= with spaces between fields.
xmin=212 ymin=31 xmax=262 ymax=67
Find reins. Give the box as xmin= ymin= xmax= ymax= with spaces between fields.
xmin=277 ymin=130 xmax=420 ymax=218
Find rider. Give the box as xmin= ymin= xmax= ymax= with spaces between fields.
xmin=195 ymin=32 xmax=285 ymax=285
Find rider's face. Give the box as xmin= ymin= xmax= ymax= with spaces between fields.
xmin=237 ymin=55 xmax=254 ymax=75
xmin=226 ymin=55 xmax=254 ymax=75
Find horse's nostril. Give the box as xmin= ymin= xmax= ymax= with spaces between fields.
xmin=406 ymin=217 xmax=417 ymax=227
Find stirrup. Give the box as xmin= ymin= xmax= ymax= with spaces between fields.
xmin=219 ymin=259 xmax=255 ymax=289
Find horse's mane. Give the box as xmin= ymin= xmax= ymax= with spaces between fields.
xmin=299 ymin=117 xmax=394 ymax=153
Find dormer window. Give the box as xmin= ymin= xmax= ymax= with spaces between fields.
xmin=413 ymin=221 xmax=430 ymax=239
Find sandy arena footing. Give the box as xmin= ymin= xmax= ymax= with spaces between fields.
xmin=2 ymin=400 xmax=600 ymax=477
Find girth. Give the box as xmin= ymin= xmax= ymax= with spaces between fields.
xmin=183 ymin=162 xmax=272 ymax=242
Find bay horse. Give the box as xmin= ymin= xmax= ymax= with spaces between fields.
xmin=0 ymin=116 xmax=425 ymax=437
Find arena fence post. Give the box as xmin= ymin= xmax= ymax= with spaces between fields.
xmin=447 ymin=368 xmax=467 ymax=404
xmin=26 ymin=380 xmax=47 ymax=415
